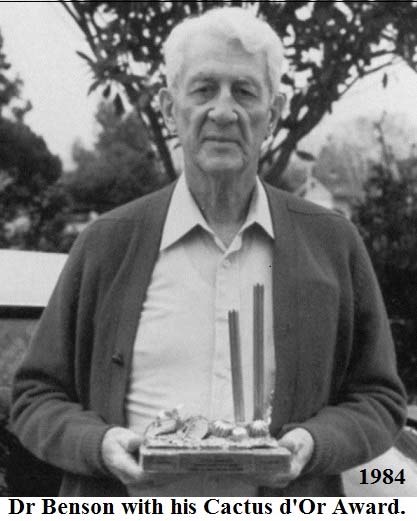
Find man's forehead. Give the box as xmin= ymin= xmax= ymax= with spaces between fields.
xmin=182 ymin=35 xmax=267 ymax=85
xmin=186 ymin=31 xmax=264 ymax=62
xmin=187 ymin=68 xmax=262 ymax=85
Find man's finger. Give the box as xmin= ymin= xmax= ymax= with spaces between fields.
xmin=101 ymin=427 xmax=144 ymax=484
xmin=278 ymin=428 xmax=314 ymax=463
xmin=124 ymin=436 xmax=142 ymax=458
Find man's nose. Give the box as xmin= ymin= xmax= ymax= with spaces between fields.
xmin=208 ymin=90 xmax=238 ymax=126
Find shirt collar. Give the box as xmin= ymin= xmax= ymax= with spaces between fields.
xmin=160 ymin=174 xmax=274 ymax=251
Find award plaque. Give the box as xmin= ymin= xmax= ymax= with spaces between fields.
xmin=140 ymin=285 xmax=292 ymax=475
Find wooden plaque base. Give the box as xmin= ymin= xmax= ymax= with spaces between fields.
xmin=141 ymin=446 xmax=292 ymax=474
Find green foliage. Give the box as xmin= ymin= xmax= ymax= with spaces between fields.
xmin=61 ymin=1 xmax=417 ymax=186
xmin=353 ymin=159 xmax=417 ymax=399
xmin=0 ymin=29 xmax=69 ymax=252
xmin=65 ymin=102 xmax=166 ymax=214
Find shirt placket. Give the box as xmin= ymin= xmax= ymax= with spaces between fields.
xmin=210 ymin=234 xmax=243 ymax=421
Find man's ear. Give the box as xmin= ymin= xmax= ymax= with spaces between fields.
xmin=268 ymin=93 xmax=286 ymax=134
xmin=158 ymin=87 xmax=177 ymax=134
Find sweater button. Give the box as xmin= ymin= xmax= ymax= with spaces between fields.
xmin=111 ymin=352 xmax=124 ymax=365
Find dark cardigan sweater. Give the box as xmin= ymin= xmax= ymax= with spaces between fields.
xmin=10 ymin=182 xmax=406 ymax=496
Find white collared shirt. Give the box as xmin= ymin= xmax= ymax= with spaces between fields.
xmin=125 ymin=175 xmax=275 ymax=496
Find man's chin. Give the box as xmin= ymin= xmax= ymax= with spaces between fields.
xmin=198 ymin=158 xmax=246 ymax=177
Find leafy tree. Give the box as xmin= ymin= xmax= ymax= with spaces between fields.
xmin=60 ymin=1 xmax=417 ymax=186
xmin=0 ymin=30 xmax=69 ymax=252
xmin=312 ymin=113 xmax=416 ymax=199
xmin=353 ymin=157 xmax=417 ymax=400
xmin=0 ymin=32 xmax=31 ymax=122
xmin=64 ymin=102 xmax=166 ymax=214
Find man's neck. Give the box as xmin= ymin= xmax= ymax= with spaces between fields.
xmin=185 ymin=170 xmax=256 ymax=248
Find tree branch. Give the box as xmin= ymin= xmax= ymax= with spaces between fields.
xmin=340 ymin=58 xmax=396 ymax=98
xmin=58 ymin=1 xmax=80 ymax=26
xmin=60 ymin=2 xmax=98 ymax=54
xmin=143 ymin=105 xmax=177 ymax=182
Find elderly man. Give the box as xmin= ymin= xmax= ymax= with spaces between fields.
xmin=11 ymin=7 xmax=406 ymax=497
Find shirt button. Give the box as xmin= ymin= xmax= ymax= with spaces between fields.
xmin=223 ymin=259 xmax=231 ymax=268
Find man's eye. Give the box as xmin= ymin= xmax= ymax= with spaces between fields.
xmin=236 ymin=87 xmax=256 ymax=98
xmin=192 ymin=85 xmax=214 ymax=95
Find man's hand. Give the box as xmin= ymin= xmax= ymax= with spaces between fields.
xmin=274 ymin=427 xmax=315 ymax=487
xmin=101 ymin=426 xmax=182 ymax=490
xmin=241 ymin=427 xmax=315 ymax=489
xmin=101 ymin=427 xmax=145 ymax=486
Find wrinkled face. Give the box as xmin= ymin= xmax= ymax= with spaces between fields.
xmin=160 ymin=33 xmax=282 ymax=181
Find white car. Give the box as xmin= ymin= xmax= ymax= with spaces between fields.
xmin=0 ymin=249 xmax=67 ymax=391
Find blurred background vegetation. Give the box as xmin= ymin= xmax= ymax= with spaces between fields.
xmin=0 ymin=1 xmax=416 ymax=399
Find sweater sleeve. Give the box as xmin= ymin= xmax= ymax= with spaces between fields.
xmin=10 ymin=229 xmax=112 ymax=478
xmin=285 ymin=226 xmax=407 ymax=476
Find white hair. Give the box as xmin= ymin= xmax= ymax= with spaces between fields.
xmin=163 ymin=7 xmax=284 ymax=95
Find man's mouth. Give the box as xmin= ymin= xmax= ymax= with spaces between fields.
xmin=204 ymin=136 xmax=239 ymax=144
